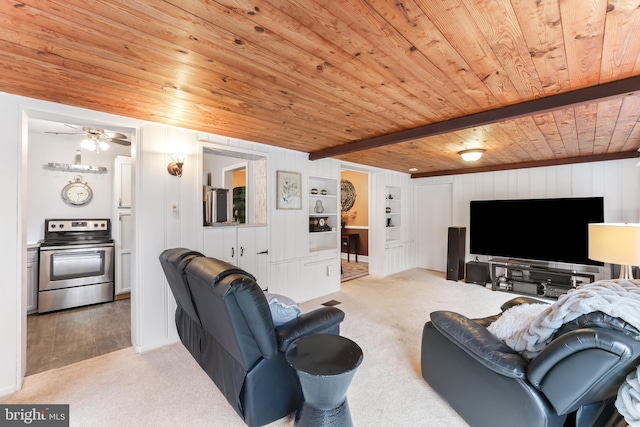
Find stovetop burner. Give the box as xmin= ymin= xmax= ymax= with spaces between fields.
xmin=41 ymin=218 xmax=112 ymax=245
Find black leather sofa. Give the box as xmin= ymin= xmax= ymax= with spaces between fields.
xmin=159 ymin=248 xmax=345 ymax=427
xmin=421 ymin=296 xmax=640 ymax=427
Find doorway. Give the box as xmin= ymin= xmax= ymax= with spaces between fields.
xmin=223 ymin=162 xmax=248 ymax=224
xmin=340 ymin=169 xmax=370 ymax=282
xmin=25 ymin=117 xmax=135 ymax=375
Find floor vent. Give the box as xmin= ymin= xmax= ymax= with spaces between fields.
xmin=321 ymin=300 xmax=341 ymax=307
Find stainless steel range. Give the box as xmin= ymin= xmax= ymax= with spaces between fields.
xmin=38 ymin=219 xmax=115 ymax=313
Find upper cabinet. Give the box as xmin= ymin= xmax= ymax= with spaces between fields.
xmin=201 ymin=143 xmax=267 ymax=226
xmin=308 ymin=175 xmax=339 ymax=253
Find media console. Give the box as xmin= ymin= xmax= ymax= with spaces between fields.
xmin=489 ymin=258 xmax=596 ymax=299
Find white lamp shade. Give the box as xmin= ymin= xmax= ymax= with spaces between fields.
xmin=588 ymin=223 xmax=640 ymax=266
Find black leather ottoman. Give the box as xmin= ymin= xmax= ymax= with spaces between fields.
xmin=286 ymin=334 xmax=363 ymax=427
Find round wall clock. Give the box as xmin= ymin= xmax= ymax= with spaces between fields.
xmin=61 ymin=175 xmax=93 ymax=206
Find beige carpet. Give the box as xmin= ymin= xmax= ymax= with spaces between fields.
xmin=0 ymin=269 xmax=520 ymax=426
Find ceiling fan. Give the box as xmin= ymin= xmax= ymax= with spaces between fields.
xmin=46 ymin=124 xmax=130 ymax=153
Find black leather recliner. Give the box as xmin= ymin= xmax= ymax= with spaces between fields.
xmin=159 ymin=248 xmax=345 ymax=427
xmin=421 ymin=296 xmax=640 ymax=427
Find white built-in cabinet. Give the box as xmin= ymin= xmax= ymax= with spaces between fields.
xmin=26 ymin=246 xmax=39 ymax=314
xmin=203 ymin=226 xmax=270 ymax=290
xmin=114 ymin=156 xmax=132 ymax=295
xmin=308 ymin=176 xmax=339 ymax=253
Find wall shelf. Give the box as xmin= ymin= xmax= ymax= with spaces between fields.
xmin=44 ymin=150 xmax=107 ymax=173
xmin=385 ymin=186 xmax=401 ymax=243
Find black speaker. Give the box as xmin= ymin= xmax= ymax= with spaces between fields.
xmin=446 ymin=227 xmax=466 ymax=281
xmin=466 ymin=262 xmax=490 ymax=285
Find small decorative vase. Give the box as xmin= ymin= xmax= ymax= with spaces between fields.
xmin=321 ymin=189 xmax=327 ymax=195
xmin=311 ymin=188 xmax=318 ymax=195
xmin=387 ymin=218 xmax=392 ymax=227
xmin=314 ymin=200 xmax=324 ymax=213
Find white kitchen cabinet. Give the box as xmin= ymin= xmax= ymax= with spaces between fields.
xmin=114 ymin=156 xmax=132 ymax=208
xmin=26 ymin=246 xmax=39 ymax=314
xmin=203 ymin=226 xmax=269 ymax=289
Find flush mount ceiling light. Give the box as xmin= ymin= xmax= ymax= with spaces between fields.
xmin=458 ymin=148 xmax=485 ymax=162
xmin=408 ymin=167 xmax=418 ymax=172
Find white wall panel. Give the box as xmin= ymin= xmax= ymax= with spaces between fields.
xmin=0 ymin=96 xmax=22 ymax=396
xmin=413 ymin=158 xmax=640 ymax=280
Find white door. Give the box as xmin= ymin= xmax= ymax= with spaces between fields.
xmin=416 ymin=183 xmax=453 ymax=272
xmin=114 ymin=156 xmax=132 ymax=295
xmin=116 ymin=211 xmax=132 ymax=295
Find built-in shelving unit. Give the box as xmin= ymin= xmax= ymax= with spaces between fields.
xmin=309 ymin=176 xmax=338 ymax=253
xmin=385 ymin=186 xmax=401 ymax=243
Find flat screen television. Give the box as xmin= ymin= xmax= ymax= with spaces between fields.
xmin=469 ymin=197 xmax=604 ymax=266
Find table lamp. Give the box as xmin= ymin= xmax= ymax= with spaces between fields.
xmin=588 ymin=223 xmax=640 ymax=279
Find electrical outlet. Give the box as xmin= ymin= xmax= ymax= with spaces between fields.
xmin=326 ymin=265 xmax=333 ymax=276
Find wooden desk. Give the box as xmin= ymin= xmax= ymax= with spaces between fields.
xmin=341 ymin=233 xmax=359 ymax=262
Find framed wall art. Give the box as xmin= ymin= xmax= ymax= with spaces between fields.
xmin=276 ymin=170 xmax=302 ymax=210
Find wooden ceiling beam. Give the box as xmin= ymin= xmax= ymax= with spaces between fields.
xmin=309 ymin=75 xmax=640 ymax=160
xmin=410 ymin=151 xmax=639 ymax=178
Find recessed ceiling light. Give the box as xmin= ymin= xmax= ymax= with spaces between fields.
xmin=408 ymin=168 xmax=418 ymax=172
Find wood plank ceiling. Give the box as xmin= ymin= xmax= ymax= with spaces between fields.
xmin=2 ymin=0 xmax=640 ymax=176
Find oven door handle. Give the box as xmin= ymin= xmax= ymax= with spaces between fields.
xmin=40 ymin=243 xmax=114 ymax=251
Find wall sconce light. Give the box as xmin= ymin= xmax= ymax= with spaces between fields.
xmin=458 ymin=149 xmax=485 ymax=162
xmin=167 ymin=153 xmax=187 ymax=177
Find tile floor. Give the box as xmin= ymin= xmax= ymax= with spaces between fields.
xmin=26 ymin=299 xmax=131 ymax=376
xmin=341 ymin=259 xmax=368 ymax=282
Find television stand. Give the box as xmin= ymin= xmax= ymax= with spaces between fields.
xmin=489 ymin=258 xmax=596 ymax=299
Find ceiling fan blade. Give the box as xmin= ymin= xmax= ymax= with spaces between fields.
xmin=107 ymin=138 xmax=131 ymax=146
xmin=104 ymin=131 xmax=128 ymax=140
xmin=45 ymin=131 xmax=84 ymax=135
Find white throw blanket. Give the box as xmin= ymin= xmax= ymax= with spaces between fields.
xmin=487 ymin=279 xmax=640 ymax=426
xmin=491 ymin=279 xmax=640 ymax=359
